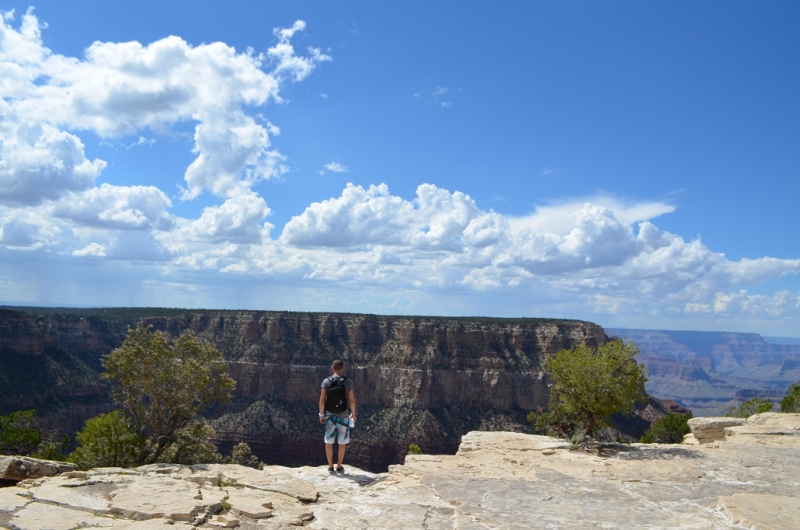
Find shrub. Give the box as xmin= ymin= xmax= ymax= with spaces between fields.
xmin=224 ymin=442 xmax=262 ymax=469
xmin=639 ymin=413 xmax=691 ymax=444
xmin=536 ymin=340 xmax=647 ymax=440
xmin=0 ymin=410 xmax=42 ymax=456
xmin=102 ymin=323 xmax=235 ymax=464
xmin=157 ymin=420 xmax=222 ymax=465
xmin=33 ymin=434 xmax=71 ymax=461
xmin=725 ymin=397 xmax=774 ymax=418
xmin=407 ymin=443 xmax=422 ymax=455
xmin=780 ymin=384 xmax=800 ymax=413
xmin=69 ymin=411 xmax=142 ymax=470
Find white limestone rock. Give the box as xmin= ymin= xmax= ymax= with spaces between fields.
xmin=719 ymin=493 xmax=800 ymax=530
xmin=687 ymin=416 xmax=746 ymax=444
xmin=0 ymin=456 xmax=77 ymax=482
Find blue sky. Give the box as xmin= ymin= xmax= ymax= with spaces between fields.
xmin=1 ymin=1 xmax=799 ymax=336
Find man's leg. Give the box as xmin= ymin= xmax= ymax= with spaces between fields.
xmin=337 ymin=443 xmax=346 ymax=467
xmin=325 ymin=443 xmax=334 ymax=467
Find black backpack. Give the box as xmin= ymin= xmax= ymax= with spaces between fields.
xmin=324 ymin=376 xmax=349 ymax=413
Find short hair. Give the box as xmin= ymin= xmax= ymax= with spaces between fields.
xmin=331 ymin=359 xmax=344 ymax=370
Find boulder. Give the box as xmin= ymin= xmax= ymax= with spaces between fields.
xmin=0 ymin=456 xmax=77 ymax=482
xmin=686 ymin=417 xmax=745 ymax=444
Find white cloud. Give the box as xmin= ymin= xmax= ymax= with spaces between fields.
xmin=1 ymin=10 xmax=799 ymax=334
xmin=280 ymin=183 xmax=501 ymax=252
xmin=73 ymin=242 xmax=106 ymax=257
xmin=508 ymin=196 xmax=675 ymax=236
xmin=323 ymin=162 xmax=348 ymax=173
xmin=0 ymin=10 xmax=326 ymax=202
xmin=53 ymin=183 xmax=174 ymax=231
xmin=269 ymin=20 xmax=331 ymax=83
xmin=0 ymin=123 xmax=106 ymax=205
xmin=175 ymin=191 xmax=273 ymax=244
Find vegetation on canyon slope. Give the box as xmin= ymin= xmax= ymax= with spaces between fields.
xmin=0 ymin=324 xmax=263 ymax=470
xmin=725 ymin=397 xmax=775 ymax=418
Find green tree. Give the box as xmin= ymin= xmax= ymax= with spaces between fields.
xmin=725 ymin=397 xmax=774 ymax=418
xmin=33 ymin=434 xmax=71 ymax=462
xmin=780 ymin=384 xmax=800 ymax=413
xmin=102 ymin=324 xmax=235 ymax=465
xmin=640 ymin=413 xmax=692 ymax=444
xmin=157 ymin=419 xmax=222 ymax=465
xmin=407 ymin=443 xmax=423 ymax=455
xmin=69 ymin=411 xmax=142 ymax=470
xmin=538 ymin=340 xmax=647 ymax=441
xmin=224 ymin=441 xmax=262 ymax=469
xmin=0 ymin=410 xmax=42 ymax=456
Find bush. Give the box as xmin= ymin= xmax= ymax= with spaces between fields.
xmin=0 ymin=410 xmax=42 ymax=456
xmin=725 ymin=397 xmax=774 ymax=418
xmin=780 ymin=384 xmax=800 ymax=413
xmin=69 ymin=411 xmax=142 ymax=470
xmin=536 ymin=340 xmax=647 ymax=440
xmin=102 ymin=323 xmax=235 ymax=465
xmin=224 ymin=442 xmax=262 ymax=469
xmin=407 ymin=443 xmax=422 ymax=455
xmin=639 ymin=413 xmax=691 ymax=444
xmin=33 ymin=434 xmax=71 ymax=462
xmin=157 ymin=420 xmax=222 ymax=465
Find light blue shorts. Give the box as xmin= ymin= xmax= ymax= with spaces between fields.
xmin=324 ymin=415 xmax=351 ymax=445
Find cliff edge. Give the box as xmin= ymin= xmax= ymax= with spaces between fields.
xmin=2 ymin=412 xmax=799 ymax=529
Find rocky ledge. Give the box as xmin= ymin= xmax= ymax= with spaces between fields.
xmin=2 ymin=412 xmax=800 ymax=529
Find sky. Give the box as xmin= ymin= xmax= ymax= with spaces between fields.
xmin=1 ymin=1 xmax=799 ymax=337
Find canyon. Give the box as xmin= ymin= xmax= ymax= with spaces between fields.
xmin=1 ymin=307 xmax=672 ymax=471
xmin=15 ymin=308 xmax=798 ymax=469
xmin=608 ymin=328 xmax=800 ymax=415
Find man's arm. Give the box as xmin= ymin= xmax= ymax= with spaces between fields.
xmin=319 ymin=389 xmax=327 ymax=423
xmin=348 ymin=389 xmax=356 ymax=421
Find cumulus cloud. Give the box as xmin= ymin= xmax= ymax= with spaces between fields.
xmin=0 ymin=9 xmax=326 ymax=202
xmin=281 ymin=183 xmax=501 ymax=251
xmin=175 ymin=191 xmax=273 ymax=244
xmin=0 ymin=123 xmax=106 ymax=205
xmin=53 ymin=183 xmax=174 ymax=230
xmin=1 ymin=9 xmax=798 ymax=332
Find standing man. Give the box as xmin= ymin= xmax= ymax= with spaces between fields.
xmin=319 ymin=359 xmax=356 ymax=473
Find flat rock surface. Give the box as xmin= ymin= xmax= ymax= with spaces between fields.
xmin=2 ymin=412 xmax=800 ymax=529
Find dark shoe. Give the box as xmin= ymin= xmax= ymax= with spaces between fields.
xmin=328 ymin=466 xmax=335 ymax=474
xmin=336 ymin=466 xmax=345 ymax=474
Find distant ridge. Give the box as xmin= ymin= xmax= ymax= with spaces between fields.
xmin=764 ymin=336 xmax=800 ymax=345
xmin=607 ymin=328 xmax=800 ymax=416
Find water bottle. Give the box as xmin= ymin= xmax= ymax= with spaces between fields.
xmin=349 ymin=414 xmax=355 ymax=428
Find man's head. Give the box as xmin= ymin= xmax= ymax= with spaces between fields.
xmin=331 ymin=359 xmax=344 ymax=374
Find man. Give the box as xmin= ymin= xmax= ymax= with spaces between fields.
xmin=319 ymin=359 xmax=356 ymax=473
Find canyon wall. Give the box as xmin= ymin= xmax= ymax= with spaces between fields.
xmin=2 ymin=308 xmax=666 ymax=472
xmin=142 ymin=312 xmax=607 ymax=470
xmin=608 ymin=328 xmax=800 ymax=415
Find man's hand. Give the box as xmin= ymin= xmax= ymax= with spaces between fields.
xmin=319 ymin=415 xmax=326 ymax=424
